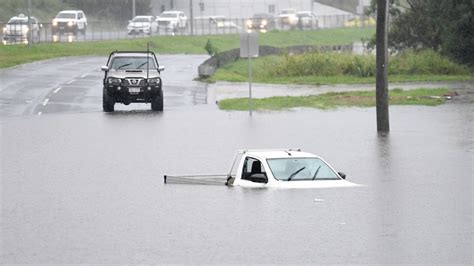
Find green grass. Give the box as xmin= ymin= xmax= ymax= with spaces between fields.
xmin=218 ymin=88 xmax=453 ymax=111
xmin=0 ymin=27 xmax=375 ymax=68
xmin=211 ymin=50 xmax=473 ymax=84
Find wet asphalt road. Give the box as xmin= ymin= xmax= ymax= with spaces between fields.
xmin=0 ymin=55 xmax=209 ymax=117
xmin=1 ymin=56 xmax=473 ymax=264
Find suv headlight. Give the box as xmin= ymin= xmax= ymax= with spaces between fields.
xmin=148 ymin=78 xmax=160 ymax=85
xmin=52 ymin=20 xmax=58 ymax=26
xmin=107 ymin=77 xmax=121 ymax=84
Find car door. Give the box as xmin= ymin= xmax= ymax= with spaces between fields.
xmin=238 ymin=156 xmax=268 ymax=187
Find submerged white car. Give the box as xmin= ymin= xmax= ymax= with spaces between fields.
xmin=165 ymin=149 xmax=359 ymax=189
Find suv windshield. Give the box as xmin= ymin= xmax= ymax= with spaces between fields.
xmin=56 ymin=13 xmax=76 ymax=19
xmin=110 ymin=56 xmax=157 ymax=70
xmin=267 ymin=158 xmax=339 ymax=181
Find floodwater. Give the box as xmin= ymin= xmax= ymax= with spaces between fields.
xmin=1 ymin=103 xmax=472 ymax=264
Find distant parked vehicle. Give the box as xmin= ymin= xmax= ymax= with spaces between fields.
xmin=156 ymin=11 xmax=187 ymax=32
xmin=3 ymin=14 xmax=42 ymax=45
xmin=278 ymin=8 xmax=298 ymax=28
xmin=52 ymin=10 xmax=87 ymax=35
xmin=344 ymin=16 xmax=376 ymax=27
xmin=127 ymin=16 xmax=158 ymax=35
xmin=246 ymin=13 xmax=276 ymax=33
xmin=210 ymin=16 xmax=241 ymax=30
xmin=296 ymin=11 xmax=318 ymax=29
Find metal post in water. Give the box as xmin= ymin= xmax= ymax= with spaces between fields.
xmin=376 ymin=0 xmax=390 ymax=132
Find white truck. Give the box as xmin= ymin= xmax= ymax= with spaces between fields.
xmin=51 ymin=10 xmax=87 ymax=35
xmin=165 ymin=149 xmax=359 ymax=188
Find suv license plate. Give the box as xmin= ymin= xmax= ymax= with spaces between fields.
xmin=129 ymin=87 xmax=140 ymax=93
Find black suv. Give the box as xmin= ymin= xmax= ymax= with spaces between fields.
xmin=101 ymin=51 xmax=165 ymax=112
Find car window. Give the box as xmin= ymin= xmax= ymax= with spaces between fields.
xmin=160 ymin=13 xmax=178 ymax=18
xmin=56 ymin=13 xmax=76 ymax=19
xmin=267 ymin=158 xmax=339 ymax=181
xmin=241 ymin=157 xmax=266 ymax=181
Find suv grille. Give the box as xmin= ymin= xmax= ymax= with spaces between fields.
xmin=123 ymin=78 xmax=146 ymax=86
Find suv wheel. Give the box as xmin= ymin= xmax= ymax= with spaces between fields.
xmin=103 ymin=88 xmax=115 ymax=112
xmin=151 ymin=89 xmax=163 ymax=111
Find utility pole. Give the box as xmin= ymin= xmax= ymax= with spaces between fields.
xmin=27 ymin=0 xmax=32 ymax=48
xmin=132 ymin=0 xmax=136 ymax=18
xmin=376 ymin=0 xmax=389 ymax=132
xmin=189 ymin=0 xmax=194 ymax=35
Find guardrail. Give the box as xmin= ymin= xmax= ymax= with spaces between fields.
xmin=0 ymin=15 xmax=374 ymax=45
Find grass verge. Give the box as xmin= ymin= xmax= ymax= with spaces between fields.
xmin=211 ymin=50 xmax=473 ymax=84
xmin=0 ymin=27 xmax=375 ymax=68
xmin=218 ymin=88 xmax=453 ymax=111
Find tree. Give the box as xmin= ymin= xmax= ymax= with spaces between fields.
xmin=367 ymin=0 xmax=474 ymax=67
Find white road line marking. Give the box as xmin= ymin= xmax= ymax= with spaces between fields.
xmin=66 ymin=80 xmax=75 ymax=84
xmin=38 ymin=112 xmax=42 ymax=116
xmin=26 ymin=100 xmax=32 ymax=103
xmin=80 ymin=74 xmax=87 ymax=78
xmin=53 ymin=87 xmax=62 ymax=93
xmin=42 ymin=98 xmax=49 ymax=106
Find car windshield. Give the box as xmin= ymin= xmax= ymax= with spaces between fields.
xmin=160 ymin=13 xmax=177 ymax=18
xmin=56 ymin=13 xmax=76 ymax=19
xmin=281 ymin=10 xmax=295 ymax=14
xmin=8 ymin=18 xmax=28 ymax=24
xmin=110 ymin=56 xmax=157 ymax=70
xmin=132 ymin=17 xmax=150 ymax=22
xmin=267 ymin=158 xmax=339 ymax=181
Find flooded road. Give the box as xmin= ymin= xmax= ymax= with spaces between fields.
xmin=1 ymin=102 xmax=472 ymax=264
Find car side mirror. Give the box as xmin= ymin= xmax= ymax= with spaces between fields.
xmin=101 ymin=66 xmax=109 ymax=71
xmin=249 ymin=173 xmax=268 ymax=183
xmin=158 ymin=66 xmax=165 ymax=72
xmin=338 ymin=172 xmax=346 ymax=179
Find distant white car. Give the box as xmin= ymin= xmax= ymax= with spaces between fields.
xmin=210 ymin=16 xmax=241 ymax=30
xmin=127 ymin=16 xmax=158 ymax=35
xmin=3 ymin=14 xmax=41 ymax=45
xmin=52 ymin=10 xmax=87 ymax=35
xmin=156 ymin=11 xmax=187 ymax=32
xmin=296 ymin=11 xmax=318 ymax=29
xmin=278 ymin=8 xmax=298 ymax=28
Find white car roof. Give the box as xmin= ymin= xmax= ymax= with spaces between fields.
xmin=133 ymin=16 xmax=153 ymax=19
xmin=161 ymin=11 xmax=183 ymax=14
xmin=243 ymin=149 xmax=319 ymax=160
xmin=58 ymin=10 xmax=83 ymax=14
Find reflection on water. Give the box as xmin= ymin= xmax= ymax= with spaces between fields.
xmin=1 ymin=104 xmax=472 ymax=264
